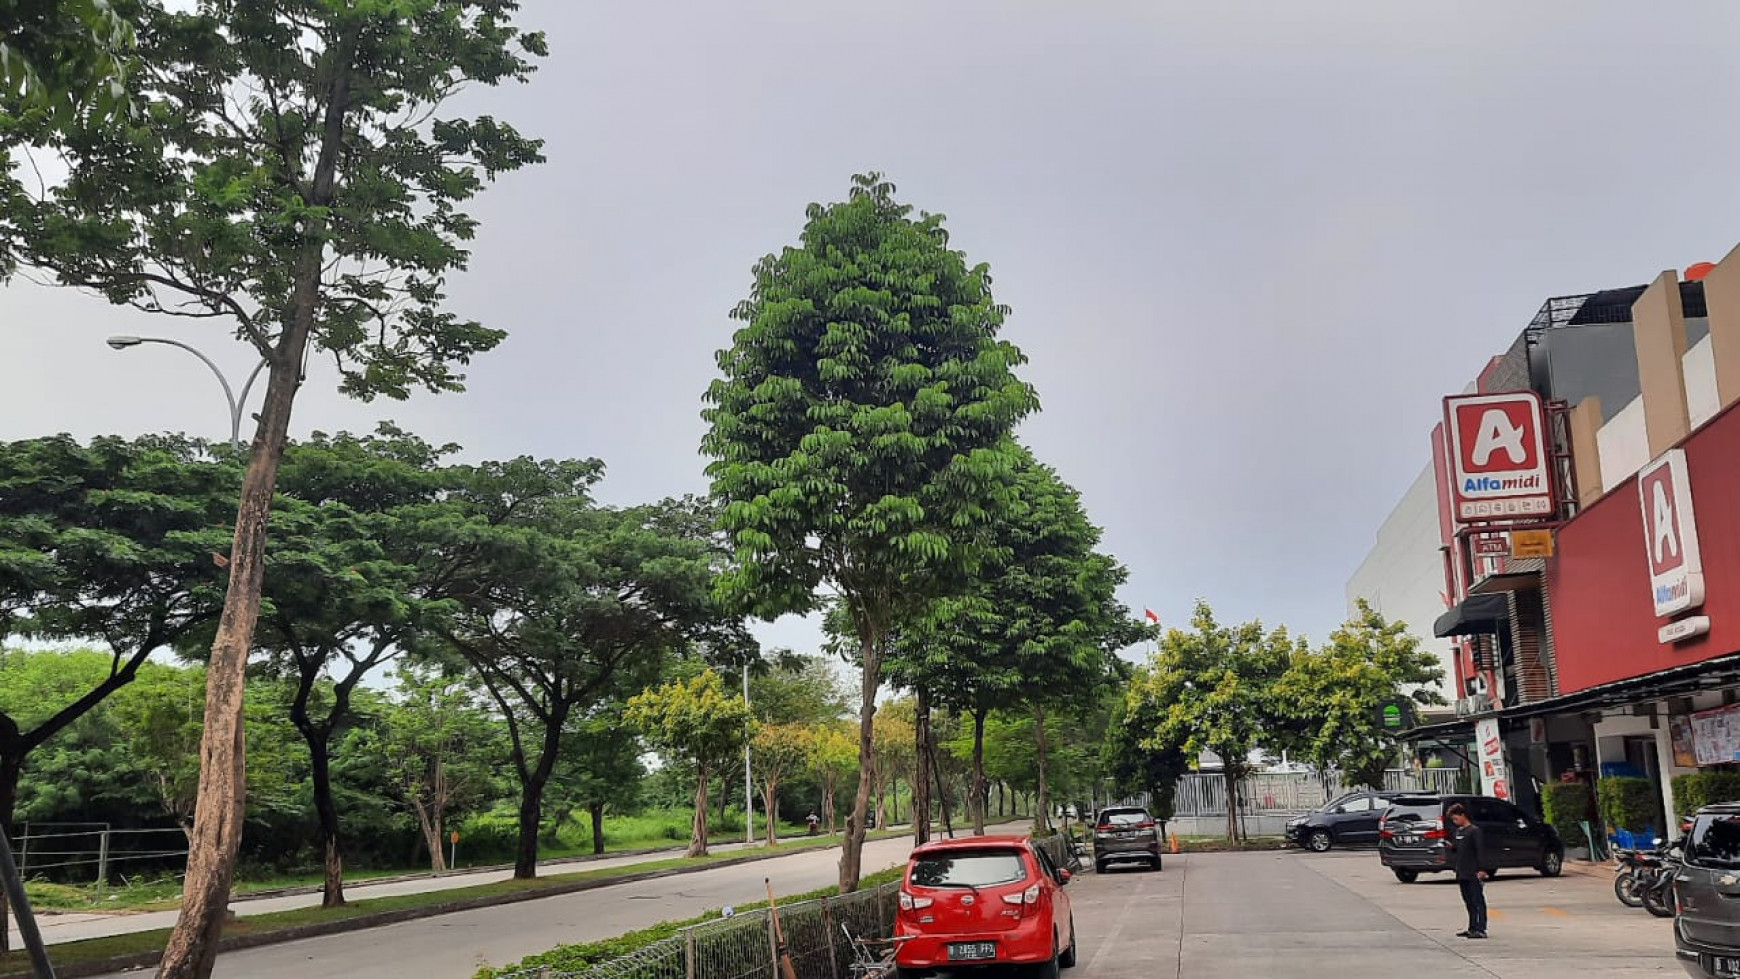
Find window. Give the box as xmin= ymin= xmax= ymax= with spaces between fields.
xmin=1469 ymin=799 xmax=1511 ymax=824
xmin=911 ymin=850 xmax=1028 ymax=888
xmin=1032 ymin=845 xmax=1062 ymax=883
xmin=1384 ymin=799 xmax=1441 ymax=824
xmin=1100 ymin=809 xmax=1150 ymax=826
xmin=1687 ymin=815 xmax=1740 ymax=870
xmin=1340 ymin=797 xmax=1374 ymax=813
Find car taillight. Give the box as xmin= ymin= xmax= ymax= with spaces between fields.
xmin=1097 ymin=823 xmax=1113 ymax=832
xmin=1137 ymin=820 xmax=1156 ymax=830
xmin=1002 ymin=883 xmax=1042 ymax=906
xmin=1423 ymin=818 xmax=1447 ymax=841
xmin=898 ymin=891 xmax=933 ymax=911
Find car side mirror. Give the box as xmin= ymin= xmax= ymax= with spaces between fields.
xmin=1059 ymin=869 xmax=1073 ymax=885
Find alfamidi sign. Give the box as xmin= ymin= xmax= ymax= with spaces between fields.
xmin=1638 ymin=449 xmax=1709 ymax=643
xmin=1444 ymin=392 xmax=1554 ymax=523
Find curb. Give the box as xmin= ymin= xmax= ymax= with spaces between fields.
xmin=1 ymin=834 xmax=902 ymax=979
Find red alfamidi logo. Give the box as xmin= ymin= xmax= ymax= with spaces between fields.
xmin=1638 ymin=449 xmax=1704 ymax=620
xmin=1444 ymin=392 xmax=1553 ymax=522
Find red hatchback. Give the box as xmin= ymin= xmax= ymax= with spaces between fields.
xmin=894 ymin=835 xmax=1077 ymax=978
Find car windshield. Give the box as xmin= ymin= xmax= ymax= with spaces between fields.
xmin=1320 ymin=793 xmax=1360 ymax=812
xmin=1101 ymin=810 xmax=1149 ymax=826
xmin=1382 ymin=799 xmax=1441 ymax=823
xmin=1688 ymin=814 xmax=1740 ymax=869
xmin=910 ymin=850 xmax=1027 ymax=888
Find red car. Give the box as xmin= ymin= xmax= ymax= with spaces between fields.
xmin=894 ymin=834 xmax=1078 ymax=978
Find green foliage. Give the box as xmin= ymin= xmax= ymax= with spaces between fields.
xmin=1104 ymin=678 xmax=1189 ymax=820
xmin=1598 ymin=776 xmax=1661 ymax=834
xmin=0 ymin=0 xmax=134 ymax=132
xmin=701 ymin=172 xmax=1039 ymax=626
xmin=1671 ymin=771 xmax=1740 ymax=821
xmin=627 ymin=670 xmax=756 ymax=781
xmin=1269 ymin=600 xmax=1446 ymax=788
xmin=1541 ymin=781 xmax=1593 ymax=838
xmin=748 ymin=653 xmax=848 ymax=726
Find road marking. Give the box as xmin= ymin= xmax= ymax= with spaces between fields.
xmin=1540 ymin=906 xmax=1569 ymax=918
xmin=1488 ymin=908 xmax=1506 ymax=919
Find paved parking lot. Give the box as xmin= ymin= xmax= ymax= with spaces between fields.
xmin=1069 ymin=849 xmax=1681 ymax=978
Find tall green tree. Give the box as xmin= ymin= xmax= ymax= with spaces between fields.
xmin=1105 ymin=675 xmax=1190 ymax=822
xmin=544 ymin=710 xmax=644 ymax=856
xmin=1129 ymin=601 xmax=1298 ymax=842
xmin=0 ymin=1 xmax=545 ymax=970
xmin=1272 ymin=601 xmax=1446 ymax=788
xmin=0 ymin=0 xmax=134 ymax=132
xmin=701 ymin=173 xmax=1038 ymax=891
xmin=626 ymin=669 xmax=756 ymax=857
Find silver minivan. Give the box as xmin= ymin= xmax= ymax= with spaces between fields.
xmin=1674 ymin=803 xmax=1740 ymax=978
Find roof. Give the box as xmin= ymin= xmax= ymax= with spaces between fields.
xmin=911 ymin=834 xmax=1031 ymax=854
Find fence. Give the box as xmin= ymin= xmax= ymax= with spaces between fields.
xmin=8 ymin=823 xmax=188 ymax=886
xmin=1171 ymin=768 xmax=1464 ymax=818
xmin=493 ymin=835 xmax=1072 ymax=979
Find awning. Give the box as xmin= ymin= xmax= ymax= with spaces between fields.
xmin=1433 ymin=593 xmax=1510 ymax=638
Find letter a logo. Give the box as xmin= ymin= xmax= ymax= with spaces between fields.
xmin=1652 ymin=479 xmax=1679 ymax=567
xmin=1470 ymin=409 xmax=1528 ymax=467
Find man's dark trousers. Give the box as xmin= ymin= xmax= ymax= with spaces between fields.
xmin=1458 ymin=877 xmax=1487 ymax=934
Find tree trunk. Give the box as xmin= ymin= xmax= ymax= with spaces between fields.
xmin=912 ymin=689 xmax=932 ymax=845
xmin=1223 ymin=767 xmax=1240 ymax=843
xmin=971 ymin=709 xmax=988 ymax=836
xmin=932 ymin=737 xmax=954 ymax=838
xmin=1033 ymin=704 xmax=1052 ymax=835
xmin=838 ymin=636 xmax=880 ymax=893
xmin=299 ymin=729 xmax=345 ymax=907
xmin=690 ymin=768 xmax=710 ymax=858
xmin=589 ymin=801 xmax=606 ymax=855
xmin=763 ymin=780 xmax=780 ymax=846
xmin=821 ymin=776 xmax=836 ymax=833
xmin=410 ymin=800 xmax=444 ymax=872
xmin=509 ymin=710 xmax=568 ymax=880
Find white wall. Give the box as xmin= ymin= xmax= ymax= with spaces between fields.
xmin=1346 ymin=462 xmax=1455 ymax=697
xmin=1593 ymin=335 xmax=1719 ymax=495
xmin=1686 ymin=334 xmax=1720 ymax=430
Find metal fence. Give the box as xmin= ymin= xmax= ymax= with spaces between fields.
xmin=1171 ymin=769 xmax=1464 ymax=818
xmin=492 ymin=882 xmax=899 ymax=979
xmin=493 ymin=835 xmax=1074 ymax=979
xmin=8 ymin=823 xmax=188 ymax=885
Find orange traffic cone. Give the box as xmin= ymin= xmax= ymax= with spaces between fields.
xmin=1169 ymin=832 xmax=1181 ymax=854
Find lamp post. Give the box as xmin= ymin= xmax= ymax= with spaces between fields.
xmin=106 ymin=335 xmax=269 ymax=452
xmin=743 ymin=663 xmax=755 ymax=846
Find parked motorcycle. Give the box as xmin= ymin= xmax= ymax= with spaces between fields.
xmin=1638 ymin=839 xmax=1684 ymax=918
xmin=1613 ymin=846 xmax=1659 ymax=909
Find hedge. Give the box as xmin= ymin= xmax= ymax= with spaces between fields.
xmin=1597 ymin=776 xmax=1659 ymax=834
xmin=1672 ymin=771 xmax=1740 ymax=820
xmin=1541 ymin=781 xmax=1593 ymax=838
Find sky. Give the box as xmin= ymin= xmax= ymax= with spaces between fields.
xmin=3 ymin=0 xmax=1739 ymax=660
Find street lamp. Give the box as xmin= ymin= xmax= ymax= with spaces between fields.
xmin=106 ymin=335 xmax=269 ymax=452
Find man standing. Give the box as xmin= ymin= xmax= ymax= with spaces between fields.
xmin=1446 ymin=803 xmax=1490 ymax=939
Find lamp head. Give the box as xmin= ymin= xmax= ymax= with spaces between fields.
xmin=106 ymin=335 xmax=144 ymax=350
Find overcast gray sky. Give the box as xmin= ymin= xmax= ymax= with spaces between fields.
xmin=4 ymin=1 xmax=1738 ymax=657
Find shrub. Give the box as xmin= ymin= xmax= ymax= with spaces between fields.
xmin=1671 ymin=771 xmax=1740 ymax=820
xmin=1597 ymin=776 xmax=1659 ymax=834
xmin=1541 ymin=781 xmax=1593 ymax=838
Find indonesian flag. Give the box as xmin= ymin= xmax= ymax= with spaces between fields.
xmin=1144 ymin=608 xmax=1160 ymax=624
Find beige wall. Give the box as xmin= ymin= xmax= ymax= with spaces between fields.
xmin=1706 ymin=242 xmax=1740 ymax=407
xmin=1633 ymin=271 xmax=1693 ymax=458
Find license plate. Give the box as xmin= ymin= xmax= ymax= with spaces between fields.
xmin=1715 ymin=957 xmax=1740 ymax=978
xmin=947 ymin=943 xmax=996 ymax=962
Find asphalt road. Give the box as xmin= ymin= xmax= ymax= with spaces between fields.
xmin=87 ymin=829 xmax=990 ymax=979
xmin=1069 ymin=849 xmax=1679 ymax=979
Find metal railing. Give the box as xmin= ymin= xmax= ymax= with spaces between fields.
xmin=1170 ymin=769 xmax=1464 ymax=818
xmin=8 ymin=824 xmax=188 ymax=885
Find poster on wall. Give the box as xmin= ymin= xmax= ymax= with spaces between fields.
xmin=1475 ymin=716 xmax=1509 ymax=800
xmin=1670 ymin=715 xmax=1699 ymax=768
xmin=1690 ymin=703 xmax=1740 ymax=766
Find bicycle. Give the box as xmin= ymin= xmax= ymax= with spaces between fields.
xmin=842 ymin=923 xmax=916 ymax=979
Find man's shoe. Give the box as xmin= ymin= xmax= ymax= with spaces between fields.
xmin=1468 ymin=932 xmax=1488 ymax=940
xmin=1455 ymin=931 xmax=1471 ymax=938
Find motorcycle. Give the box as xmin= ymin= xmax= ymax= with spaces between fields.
xmin=1613 ymin=846 xmax=1660 ymax=909
xmin=1638 ymin=838 xmax=1684 ymax=918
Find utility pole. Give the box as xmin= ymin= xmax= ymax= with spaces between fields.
xmin=743 ymin=664 xmax=754 ymax=845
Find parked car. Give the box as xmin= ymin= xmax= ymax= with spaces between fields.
xmin=1673 ymin=803 xmax=1740 ymax=978
xmin=1377 ymin=793 xmax=1565 ymax=882
xmin=895 ymin=834 xmax=1077 ymax=978
xmin=1090 ymin=805 xmax=1162 ymax=873
xmin=1286 ymin=790 xmax=1405 ymax=852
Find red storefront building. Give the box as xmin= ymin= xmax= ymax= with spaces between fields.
xmin=1404 ymin=242 xmax=1740 ymax=836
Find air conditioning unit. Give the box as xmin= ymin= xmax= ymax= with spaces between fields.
xmin=1454 ymin=694 xmax=1493 ymax=718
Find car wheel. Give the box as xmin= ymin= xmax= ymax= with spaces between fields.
xmin=1306 ymin=829 xmax=1333 ymax=852
xmin=1058 ymin=918 xmax=1078 ymax=968
xmin=1393 ymin=869 xmax=1418 ymax=883
xmin=1151 ymin=856 xmax=1163 ymax=872
xmin=1094 ymin=860 xmax=1107 ymax=874
xmin=1642 ymin=880 xmax=1676 ymax=918
xmin=1538 ymin=849 xmax=1564 ymax=878
xmin=1033 ymin=937 xmax=1062 ymax=979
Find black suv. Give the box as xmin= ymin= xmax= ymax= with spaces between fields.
xmin=1377 ymin=793 xmax=1565 ymax=882
xmin=1091 ymin=805 xmax=1162 ymax=873
xmin=1286 ymin=790 xmax=1405 ymax=852
xmin=1673 ymin=803 xmax=1740 ymax=979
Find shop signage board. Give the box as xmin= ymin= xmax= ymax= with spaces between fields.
xmin=1475 ymin=716 xmax=1509 ymax=799
xmin=1509 ymin=529 xmax=1554 ymax=559
xmin=1444 ymin=392 xmax=1555 ymax=524
xmin=1670 ymin=715 xmax=1698 ymax=768
xmin=1472 ymin=534 xmax=1510 ymax=557
xmin=1639 ymin=449 xmax=1705 ymax=620
xmin=1689 ymin=703 xmax=1740 ymax=766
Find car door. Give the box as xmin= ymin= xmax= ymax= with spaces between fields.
xmin=1468 ymin=798 xmax=1513 ymax=868
xmin=1336 ymin=795 xmax=1381 ymax=845
xmin=1504 ymin=802 xmax=1546 ymax=866
xmin=1032 ymin=844 xmax=1073 ymax=949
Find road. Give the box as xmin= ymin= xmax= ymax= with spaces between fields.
xmin=86 ymin=830 xmax=984 ymax=979
xmin=15 ymin=838 xmax=779 ymax=948
xmin=1072 ymin=849 xmax=1677 ymax=979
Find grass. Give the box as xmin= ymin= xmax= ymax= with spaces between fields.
xmin=0 ymin=827 xmax=913 ymax=979
xmin=1172 ymin=834 xmax=1288 ymax=852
